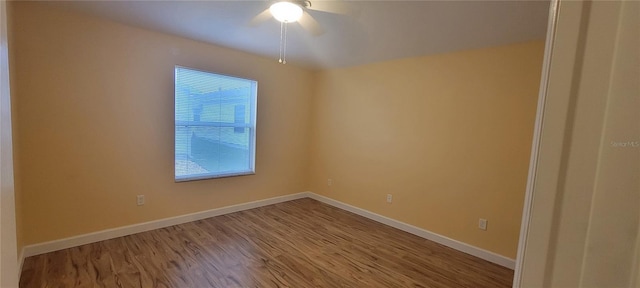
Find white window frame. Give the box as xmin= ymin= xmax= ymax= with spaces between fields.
xmin=174 ymin=66 xmax=257 ymax=182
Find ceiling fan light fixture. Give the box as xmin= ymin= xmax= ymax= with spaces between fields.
xmin=270 ymin=1 xmax=303 ymax=23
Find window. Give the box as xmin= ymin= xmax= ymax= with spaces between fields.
xmin=175 ymin=66 xmax=257 ymax=181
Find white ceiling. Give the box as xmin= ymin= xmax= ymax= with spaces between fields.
xmin=46 ymin=0 xmax=550 ymax=69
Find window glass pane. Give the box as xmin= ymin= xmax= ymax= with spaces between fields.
xmin=175 ymin=67 xmax=257 ymax=181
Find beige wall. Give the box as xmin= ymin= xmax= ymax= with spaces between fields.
xmin=9 ymin=2 xmax=313 ymax=247
xmin=10 ymin=1 xmax=545 ymax=265
xmin=0 ymin=0 xmax=19 ymax=286
xmin=309 ymin=41 xmax=544 ymax=258
xmin=518 ymin=0 xmax=640 ymax=287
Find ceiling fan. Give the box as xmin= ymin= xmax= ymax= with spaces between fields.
xmin=249 ymin=0 xmax=353 ymax=64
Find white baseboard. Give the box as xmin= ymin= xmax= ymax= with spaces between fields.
xmin=307 ymin=193 xmax=516 ymax=269
xmin=22 ymin=191 xmax=514 ymax=270
xmin=22 ymin=192 xmax=310 ymax=258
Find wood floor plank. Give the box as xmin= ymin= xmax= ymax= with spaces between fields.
xmin=20 ymin=198 xmax=514 ymax=287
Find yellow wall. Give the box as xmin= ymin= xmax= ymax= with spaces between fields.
xmin=9 ymin=2 xmax=545 ymax=261
xmin=1 ymin=0 xmax=19 ymax=286
xmin=9 ymin=2 xmax=313 ymax=246
xmin=309 ymin=41 xmax=544 ymax=258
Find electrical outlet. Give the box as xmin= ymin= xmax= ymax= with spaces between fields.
xmin=386 ymin=194 xmax=393 ymax=203
xmin=479 ymin=218 xmax=487 ymax=230
xmin=327 ymin=179 xmax=332 ymax=186
xmin=137 ymin=195 xmax=145 ymax=206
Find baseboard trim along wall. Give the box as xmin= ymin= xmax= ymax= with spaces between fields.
xmin=307 ymin=193 xmax=516 ymax=269
xmin=21 ymin=191 xmax=515 ymax=269
xmin=21 ymin=192 xmax=309 ymax=259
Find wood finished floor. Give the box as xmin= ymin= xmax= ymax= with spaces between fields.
xmin=20 ymin=198 xmax=513 ymax=288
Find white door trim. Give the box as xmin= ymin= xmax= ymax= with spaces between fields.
xmin=512 ymin=0 xmax=561 ymax=286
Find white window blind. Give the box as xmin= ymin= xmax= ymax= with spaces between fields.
xmin=175 ymin=66 xmax=257 ymax=181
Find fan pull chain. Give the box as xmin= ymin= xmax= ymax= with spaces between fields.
xmin=278 ymin=21 xmax=288 ymax=64
xmin=283 ymin=22 xmax=288 ymax=64
xmin=279 ymin=22 xmax=284 ymax=63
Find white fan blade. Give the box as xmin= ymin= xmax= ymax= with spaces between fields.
xmin=307 ymin=0 xmax=352 ymax=15
xmin=248 ymin=8 xmax=272 ymax=26
xmin=298 ymin=12 xmax=325 ymax=36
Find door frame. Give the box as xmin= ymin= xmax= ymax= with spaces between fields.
xmin=512 ymin=0 xmax=561 ymax=286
